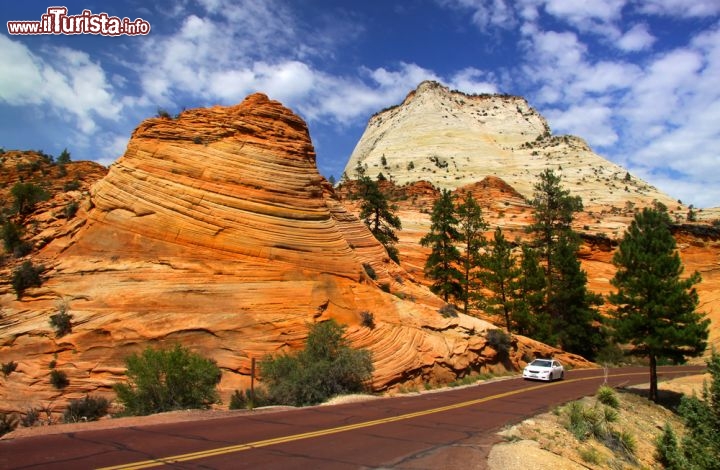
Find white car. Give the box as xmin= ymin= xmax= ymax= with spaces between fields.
xmin=522 ymin=359 xmax=564 ymax=381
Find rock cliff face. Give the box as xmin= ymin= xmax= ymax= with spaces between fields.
xmin=344 ymin=81 xmax=680 ymax=215
xmin=0 ymin=95 xmax=586 ymax=416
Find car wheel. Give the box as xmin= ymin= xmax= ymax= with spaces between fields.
xmin=560 ymin=371 xmax=564 ymax=380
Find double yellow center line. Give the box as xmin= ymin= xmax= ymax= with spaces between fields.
xmin=99 ymin=372 xmax=643 ymax=469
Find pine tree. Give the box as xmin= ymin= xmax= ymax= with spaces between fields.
xmin=455 ymin=193 xmax=488 ymax=315
xmin=57 ymin=148 xmax=71 ymax=165
xmin=479 ymin=227 xmax=520 ymax=332
xmin=359 ymin=177 xmax=402 ymax=263
xmin=527 ymin=169 xmax=596 ymax=351
xmin=609 ymin=206 xmax=709 ymax=402
xmin=514 ymin=245 xmax=548 ymax=338
xmin=528 ymin=169 xmax=583 ymax=284
xmin=548 ymin=231 xmax=604 ymax=359
xmin=421 ymin=189 xmax=462 ymax=302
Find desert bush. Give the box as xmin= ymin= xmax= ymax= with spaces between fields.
xmin=2 ymin=361 xmax=18 ymax=377
xmin=11 ymin=182 xmax=49 ymax=215
xmin=114 ymin=344 xmax=221 ymax=416
xmin=50 ymin=369 xmax=69 ymax=389
xmin=564 ymin=399 xmax=636 ymax=461
xmin=229 ymin=387 xmax=273 ymax=410
xmin=64 ymin=201 xmax=79 ymax=219
xmin=360 ymin=311 xmax=375 ymax=329
xmin=362 ymin=262 xmax=377 ymax=280
xmin=486 ymin=329 xmax=512 ymax=358
xmin=0 ymin=413 xmax=18 ymax=437
xmin=438 ymin=303 xmax=458 ymax=318
xmin=63 ymin=395 xmax=110 ymax=423
xmin=11 ymin=260 xmax=43 ymax=298
xmin=20 ymin=408 xmax=40 ymax=427
xmin=259 ymin=319 xmax=373 ymax=407
xmin=1 ymin=220 xmax=31 ymax=257
xmin=597 ymin=385 xmax=620 ymax=409
xmin=49 ymin=301 xmax=73 ymax=337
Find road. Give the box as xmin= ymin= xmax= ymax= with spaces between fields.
xmin=0 ymin=366 xmax=704 ymax=470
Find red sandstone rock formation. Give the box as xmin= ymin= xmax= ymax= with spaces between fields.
xmin=1 ymin=95 xmax=586 ymax=417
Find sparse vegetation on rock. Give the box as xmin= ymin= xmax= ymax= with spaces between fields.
xmin=2 ymin=361 xmax=18 ymax=377
xmin=0 ymin=413 xmax=19 ymax=437
xmin=49 ymin=301 xmax=73 ymax=337
xmin=11 ymin=182 xmax=49 ymax=215
xmin=11 ymin=260 xmax=43 ymax=299
xmin=49 ymin=369 xmax=69 ymax=389
xmin=63 ymin=395 xmax=109 ymax=423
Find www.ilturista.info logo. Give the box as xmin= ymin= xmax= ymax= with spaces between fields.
xmin=7 ymin=7 xmax=151 ymax=36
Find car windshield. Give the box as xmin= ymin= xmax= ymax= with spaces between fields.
xmin=530 ymin=360 xmax=552 ymax=367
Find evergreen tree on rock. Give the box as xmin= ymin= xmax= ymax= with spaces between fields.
xmin=421 ymin=189 xmax=463 ymax=302
xmin=455 ymin=192 xmax=488 ymax=315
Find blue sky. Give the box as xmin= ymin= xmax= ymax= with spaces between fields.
xmin=1 ymin=1 xmax=719 ymax=207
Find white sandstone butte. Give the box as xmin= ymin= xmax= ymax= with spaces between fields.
xmin=344 ymin=81 xmax=681 ymax=215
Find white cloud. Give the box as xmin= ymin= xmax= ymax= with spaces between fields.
xmin=617 ymin=23 xmax=656 ymax=51
xmin=542 ymin=0 xmax=625 ymax=31
xmin=436 ymin=0 xmax=516 ymax=30
xmin=449 ymin=68 xmax=499 ymax=94
xmin=0 ymin=35 xmax=121 ymax=134
xmin=620 ymin=49 xmax=703 ymax=128
xmin=546 ymin=102 xmax=618 ymax=146
xmin=637 ymin=0 xmax=720 ymax=17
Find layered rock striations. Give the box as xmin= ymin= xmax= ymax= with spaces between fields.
xmin=0 ymin=95 xmax=587 ymax=416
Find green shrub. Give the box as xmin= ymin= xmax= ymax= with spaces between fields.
xmin=360 ymin=311 xmax=375 ymax=329
xmin=10 ymin=182 xmax=49 ymax=215
xmin=672 ymin=350 xmax=720 ymax=469
xmin=56 ymin=148 xmax=71 ymax=165
xmin=113 ymin=344 xmax=221 ymax=416
xmin=362 ymin=262 xmax=377 ymax=280
xmin=259 ymin=319 xmax=373 ymax=406
xmin=63 ymin=395 xmax=110 ymax=423
xmin=597 ymin=385 xmax=620 ymax=409
xmin=656 ymin=423 xmax=687 ymax=470
xmin=50 ymin=369 xmax=69 ymax=389
xmin=49 ymin=302 xmax=73 ymax=337
xmin=2 ymin=361 xmax=18 ymax=377
xmin=11 ymin=261 xmax=43 ymax=298
xmin=0 ymin=413 xmax=18 ymax=437
xmin=1 ymin=220 xmax=31 ymax=257
xmin=579 ymin=447 xmax=602 ymax=465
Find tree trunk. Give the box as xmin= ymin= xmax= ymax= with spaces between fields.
xmin=649 ymin=353 xmax=658 ymax=402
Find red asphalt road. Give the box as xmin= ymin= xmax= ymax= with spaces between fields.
xmin=0 ymin=366 xmax=704 ymax=470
